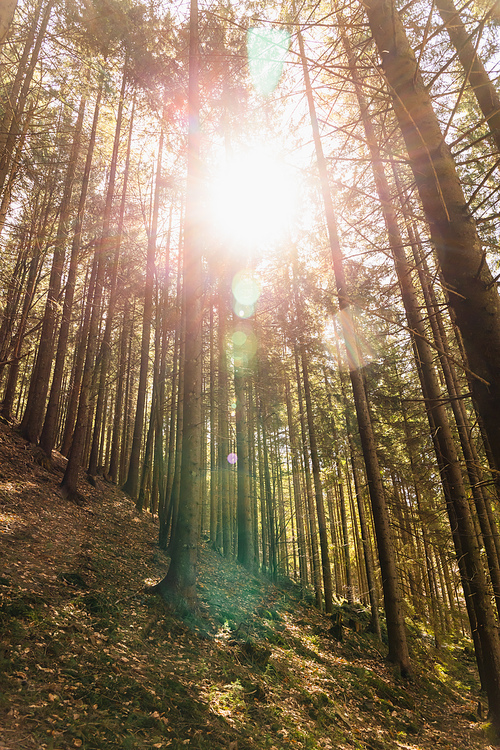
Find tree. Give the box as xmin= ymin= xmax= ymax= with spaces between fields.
xmin=296 ymin=18 xmax=411 ymax=676
xmin=151 ymin=0 xmax=203 ymax=608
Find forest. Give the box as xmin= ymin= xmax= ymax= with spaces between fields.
xmin=1 ymin=0 xmax=500 ymax=744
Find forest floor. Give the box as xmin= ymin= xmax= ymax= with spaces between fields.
xmin=0 ymin=419 xmax=496 ymax=750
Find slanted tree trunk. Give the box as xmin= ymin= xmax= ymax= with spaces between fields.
xmin=362 ymin=0 xmax=500 ymax=481
xmin=349 ymin=21 xmax=500 ymax=700
xmin=360 ymin=0 xmax=500 ymax=718
xmin=434 ymin=0 xmax=500 ymax=153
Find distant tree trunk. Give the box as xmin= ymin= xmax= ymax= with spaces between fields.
xmin=152 ymin=0 xmax=202 ymax=608
xmin=234 ymin=319 xmax=252 ymax=568
xmin=123 ymin=113 xmax=160 ymax=499
xmin=217 ymin=278 xmax=232 ymax=556
xmin=1 ymin=244 xmax=43 ymax=419
xmin=294 ymin=346 xmax=323 ymax=608
xmin=108 ymin=298 xmax=130 ymax=483
xmin=1 ymin=174 xmax=55 ymax=419
xmin=328 ymin=356 xmax=381 ymax=638
xmin=0 ymin=241 xmax=28 ymax=383
xmin=285 ymin=373 xmax=308 ymax=592
xmin=60 ymin=245 xmax=103 ymax=498
xmin=159 ymin=300 xmax=181 ymax=549
xmin=88 ymin=92 xmax=134 ymax=479
xmin=60 ymin=257 xmax=97 ymax=457
xmin=209 ymin=301 xmax=218 ymax=543
xmin=260 ymin=402 xmax=277 ymax=580
xmin=300 ymin=344 xmax=333 ymax=613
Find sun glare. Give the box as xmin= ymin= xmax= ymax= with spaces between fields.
xmin=207 ymin=148 xmax=298 ymax=250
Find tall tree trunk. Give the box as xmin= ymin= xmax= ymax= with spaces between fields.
xmin=88 ymin=93 xmax=135 ymax=478
xmin=21 ymin=93 xmax=86 ymax=443
xmin=300 ymin=344 xmax=333 ymax=613
xmin=123 ymin=109 xmax=160 ymax=499
xmin=61 ymin=62 xmax=127 ymax=498
xmin=153 ymin=0 xmax=202 ymax=607
xmin=40 ymin=80 xmax=103 ymax=458
xmin=108 ymin=297 xmax=130 ymax=483
xmin=234 ymin=318 xmax=252 ymax=568
xmin=295 ymin=346 xmax=323 ymax=607
xmin=218 ymin=278 xmax=232 ymax=556
xmin=285 ymin=373 xmax=309 ymax=592
xmin=434 ymin=0 xmax=500 ymax=153
xmin=296 ymin=19 xmax=410 ymax=674
xmin=347 ymin=17 xmax=500 ymax=701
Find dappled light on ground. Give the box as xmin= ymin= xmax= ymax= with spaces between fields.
xmin=0 ymin=421 xmax=494 ymax=750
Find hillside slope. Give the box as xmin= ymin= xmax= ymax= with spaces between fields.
xmin=0 ymin=421 xmax=494 ymax=750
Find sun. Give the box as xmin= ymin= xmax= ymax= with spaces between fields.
xmin=206 ymin=146 xmax=298 ymax=251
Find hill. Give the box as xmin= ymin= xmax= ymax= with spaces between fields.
xmin=0 ymin=420 xmax=495 ymax=750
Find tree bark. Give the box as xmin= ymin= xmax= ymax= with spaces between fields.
xmin=0 ymin=0 xmax=17 ymax=45
xmin=21 ymin=93 xmax=86 ymax=444
xmin=297 ymin=19 xmax=410 ymax=674
xmin=153 ymin=0 xmax=202 ymax=608
xmin=40 ymin=80 xmax=103 ymax=457
xmin=434 ymin=0 xmax=500 ymax=154
xmin=362 ymin=0 xmax=500 ymax=483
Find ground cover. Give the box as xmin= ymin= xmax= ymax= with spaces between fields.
xmin=0 ymin=420 xmax=494 ymax=750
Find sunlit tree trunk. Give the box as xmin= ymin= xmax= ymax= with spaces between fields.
xmin=297 ymin=20 xmax=410 ymax=674
xmin=61 ymin=62 xmax=127 ymax=499
xmin=0 ymin=0 xmax=17 ymax=44
xmin=300 ymin=344 xmax=333 ymax=613
xmin=108 ymin=298 xmax=130 ymax=483
xmin=434 ymin=0 xmax=500 ymax=154
xmin=218 ymin=278 xmax=231 ymax=556
xmin=285 ymin=373 xmax=309 ymax=592
xmin=0 ymin=0 xmax=55 ymax=197
xmin=89 ymin=94 xmax=135 ymax=479
xmin=153 ymin=0 xmax=202 ymax=607
xmin=362 ymin=0 xmax=500 ymax=488
xmin=40 ymin=80 xmax=103 ymax=458
xmin=21 ymin=93 xmax=86 ymax=444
